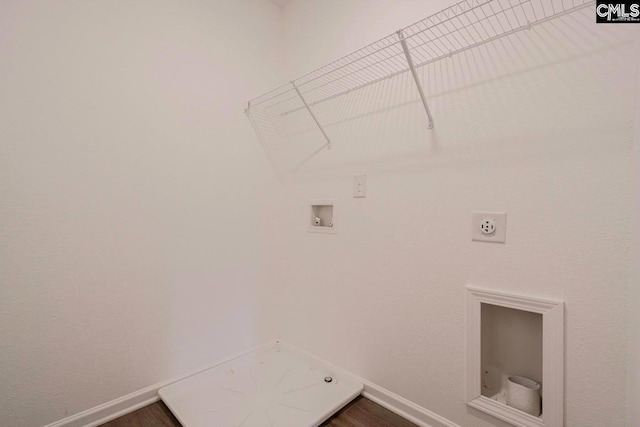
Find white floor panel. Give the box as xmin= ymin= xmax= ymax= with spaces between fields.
xmin=159 ymin=342 xmax=363 ymax=427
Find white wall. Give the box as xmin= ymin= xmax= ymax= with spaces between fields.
xmin=3 ymin=2 xmax=638 ymax=426
xmin=629 ymin=26 xmax=640 ymax=427
xmin=0 ymin=1 xmax=282 ymax=426
xmin=270 ymin=1 xmax=638 ymax=426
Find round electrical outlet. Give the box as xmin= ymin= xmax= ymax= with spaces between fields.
xmin=480 ymin=218 xmax=496 ymax=235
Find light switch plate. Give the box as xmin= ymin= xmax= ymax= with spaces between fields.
xmin=353 ymin=174 xmax=366 ymax=198
xmin=472 ymin=212 xmax=506 ymax=243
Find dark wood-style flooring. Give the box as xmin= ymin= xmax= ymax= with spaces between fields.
xmin=321 ymin=396 xmax=417 ymax=427
xmin=100 ymin=396 xmax=417 ymax=427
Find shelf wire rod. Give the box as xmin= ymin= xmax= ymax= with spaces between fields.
xmin=292 ymin=34 xmax=397 ymax=85
xmin=514 ymin=1 xmax=533 ymax=28
xmin=264 ymin=107 xmax=283 ymax=138
xmin=507 ymin=2 xmax=526 ymax=30
xmin=407 ymin=1 xmax=494 ymax=42
xmin=417 ymin=30 xmax=450 ymax=58
xmin=460 ymin=10 xmax=488 ymax=43
xmin=416 ymin=3 xmax=509 ymax=52
xmin=413 ymin=35 xmax=441 ymax=62
xmin=414 ymin=33 xmax=444 ymax=63
xmin=458 ymin=9 xmax=489 ymax=45
xmin=443 ymin=19 xmax=469 ymax=50
xmin=281 ymin=69 xmax=402 ymax=116
xmin=488 ymin=2 xmax=508 ymax=34
xmin=397 ymin=29 xmax=434 ymax=129
xmin=403 ymin=0 xmax=493 ymax=41
xmin=471 ymin=4 xmax=500 ymax=39
xmin=343 ymin=56 xmax=388 ymax=84
xmin=278 ymin=1 xmax=592 ymax=117
xmin=302 ymin=32 xmax=443 ymax=97
xmin=268 ymin=49 xmax=409 ymax=112
xmin=245 ymin=103 xmax=283 ymax=182
xmin=428 ymin=25 xmax=459 ymax=54
xmin=528 ymin=0 xmax=539 ymax=22
xmin=380 ymin=48 xmax=409 ymax=70
xmin=449 ymin=15 xmax=475 ymax=46
xmin=471 ymin=9 xmax=494 ymax=37
xmin=504 ymin=1 xmax=522 ymax=29
xmin=303 ymin=83 xmax=348 ymax=103
xmin=294 ymin=38 xmax=403 ymax=91
xmin=310 ymin=66 xmax=365 ymax=93
xmin=412 ymin=24 xmax=459 ymax=60
xmin=505 ymin=2 xmax=523 ymax=28
xmin=309 ymin=79 xmax=359 ymax=100
xmin=320 ymin=36 xmax=397 ymax=74
xmin=300 ymin=45 xmax=406 ymax=94
xmin=306 ymin=59 xmax=366 ymax=90
xmin=411 ymin=13 xmax=548 ymax=69
xmin=250 ymin=79 xmax=305 ymax=109
xmin=259 ymin=92 xmax=300 ymax=112
xmin=314 ymin=65 xmax=378 ymax=97
xmin=249 ymin=109 xmax=284 ymax=139
xmin=498 ymin=2 xmax=517 ymax=30
xmin=422 ymin=20 xmax=456 ymax=53
xmin=292 ymin=82 xmax=332 ymax=150
xmin=300 ymin=70 xmax=403 ymax=114
xmin=272 ymin=40 xmax=463 ymax=116
xmin=270 ymin=44 xmax=401 ymax=107
xmin=403 ymin=0 xmax=586 ymax=66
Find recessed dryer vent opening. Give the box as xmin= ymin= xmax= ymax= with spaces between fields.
xmin=466 ymin=286 xmax=564 ymax=427
xmin=481 ymin=304 xmax=542 ymax=407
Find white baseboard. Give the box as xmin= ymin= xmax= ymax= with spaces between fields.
xmin=45 ymin=390 xmax=160 ymax=427
xmin=278 ymin=341 xmax=461 ymax=427
xmin=362 ymin=383 xmax=460 ymax=427
xmin=44 ymin=340 xmax=278 ymax=427
xmin=46 ymin=339 xmax=459 ymax=427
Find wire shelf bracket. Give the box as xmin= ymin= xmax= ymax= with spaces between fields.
xmin=292 ymin=82 xmax=332 ymax=150
xmin=397 ymin=29 xmax=434 ymax=129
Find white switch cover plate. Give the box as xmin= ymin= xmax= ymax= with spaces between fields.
xmin=472 ymin=212 xmax=506 ymax=243
xmin=353 ymin=174 xmax=366 ymax=198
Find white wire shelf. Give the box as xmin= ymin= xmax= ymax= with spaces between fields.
xmin=246 ymin=0 xmax=594 ymax=168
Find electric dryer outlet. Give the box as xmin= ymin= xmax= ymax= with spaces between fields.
xmin=472 ymin=212 xmax=506 ymax=243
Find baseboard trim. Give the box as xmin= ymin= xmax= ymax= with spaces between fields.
xmin=44 ymin=340 xmax=278 ymax=427
xmin=362 ymin=385 xmax=460 ymax=427
xmin=44 ymin=386 xmax=162 ymax=427
xmin=46 ymin=339 xmax=459 ymax=427
xmin=278 ymin=340 xmax=460 ymax=427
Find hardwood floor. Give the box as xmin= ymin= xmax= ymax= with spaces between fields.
xmin=99 ymin=396 xmax=417 ymax=427
xmin=99 ymin=401 xmax=180 ymax=427
xmin=321 ymin=396 xmax=417 ymax=427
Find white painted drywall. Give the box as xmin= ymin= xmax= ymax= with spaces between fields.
xmin=0 ymin=1 xmax=283 ymax=426
xmin=3 ymin=1 xmax=638 ymax=426
xmin=268 ymin=1 xmax=638 ymax=426
xmin=629 ymin=26 xmax=640 ymax=427
xmin=269 ymin=0 xmax=293 ymax=8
